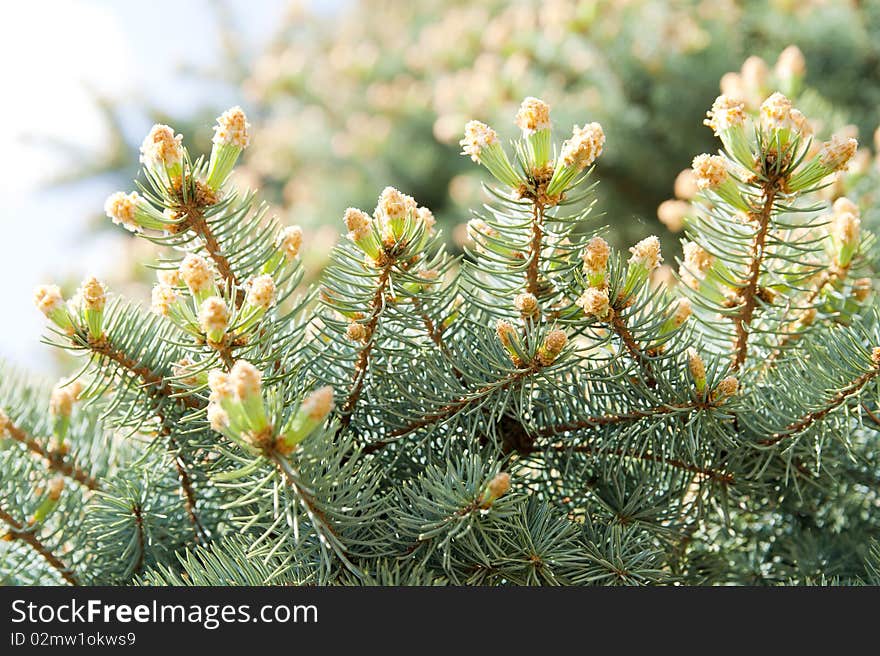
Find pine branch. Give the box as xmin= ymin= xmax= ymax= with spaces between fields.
xmin=609 ymin=308 xmax=656 ymax=385
xmin=4 ymin=420 xmax=100 ymax=491
xmin=181 ymin=205 xmax=244 ymax=308
xmin=339 ymin=262 xmax=393 ymax=429
xmin=87 ymin=336 xmax=200 ymax=410
xmin=535 ymin=399 xmax=714 ymax=436
xmin=526 ymin=200 xmax=545 ymax=298
xmin=759 ymin=362 xmax=880 ymax=446
xmin=365 ymin=364 xmax=543 ymax=452
xmin=532 ymin=444 xmax=733 ymax=484
xmin=0 ymin=507 xmax=79 ymax=585
xmin=731 ymin=182 xmax=778 ymax=371
xmin=87 ymin=336 xmax=206 ymax=539
xmin=164 ymin=426 xmax=206 ymax=543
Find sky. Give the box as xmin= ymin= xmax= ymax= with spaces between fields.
xmin=0 ymin=0 xmax=292 ymax=374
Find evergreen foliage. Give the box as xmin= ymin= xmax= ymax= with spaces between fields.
xmin=3 ymin=63 xmax=880 ymax=586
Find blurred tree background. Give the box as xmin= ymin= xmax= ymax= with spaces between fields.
xmin=53 ymin=0 xmax=880 ymax=274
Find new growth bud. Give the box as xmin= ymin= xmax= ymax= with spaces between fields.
xmin=623 ymin=236 xmax=662 ymax=297
xmin=713 ymin=376 xmax=739 ymax=402
xmin=207 ymin=106 xmax=251 ymax=189
xmin=180 ymin=254 xmax=216 ymax=303
xmin=78 ymin=276 xmax=107 ymax=340
xmin=514 ymin=293 xmax=539 ymax=319
xmin=459 ymin=120 xmax=523 ymax=188
xmin=480 ymin=472 xmax=511 ymax=508
xmin=275 ymin=225 xmax=303 ymax=261
xmin=537 ymin=329 xmax=567 ymax=366
xmin=278 ymin=386 xmax=335 ymax=454
xmin=34 ymin=285 xmax=74 ymax=334
xmin=140 ymin=124 xmax=183 ymax=180
xmin=198 ymin=296 xmax=229 ymax=344
xmin=576 ymin=287 xmax=610 ymax=320
xmin=687 ymin=348 xmax=706 ymax=394
xmin=547 ymin=122 xmax=605 ymax=197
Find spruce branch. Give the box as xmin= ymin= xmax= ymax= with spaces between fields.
xmin=535 ymin=399 xmax=717 ymax=436
xmin=731 ymin=182 xmax=778 ymax=371
xmin=338 ymin=261 xmax=393 ymax=429
xmin=525 ymin=200 xmax=545 ymax=299
xmin=0 ymin=507 xmax=79 ymax=585
xmin=86 ymin=335 xmax=200 ymax=411
xmin=4 ymin=420 xmax=100 ymax=491
xmin=759 ymin=356 xmax=880 ymax=446
xmin=533 ymin=444 xmax=734 ymax=485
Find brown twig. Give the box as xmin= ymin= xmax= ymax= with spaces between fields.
xmin=131 ymin=503 xmax=145 ymax=575
xmin=338 ymin=263 xmax=393 ymax=429
xmin=530 ymin=443 xmax=733 ymax=484
xmin=759 ymin=364 xmax=880 ymax=446
xmin=731 ymin=183 xmax=778 ymax=371
xmin=183 ymin=206 xmax=244 ymax=308
xmin=609 ymin=309 xmax=655 ymax=385
xmin=535 ymin=399 xmax=712 ymax=437
xmin=362 ymin=365 xmax=541 ymax=454
xmin=5 ymin=421 xmax=100 ymax=490
xmin=164 ymin=427 xmax=206 ymax=543
xmin=0 ymin=507 xmax=79 ymax=585
xmin=87 ymin=337 xmax=200 ymax=410
xmin=526 ymin=200 xmax=545 ymax=297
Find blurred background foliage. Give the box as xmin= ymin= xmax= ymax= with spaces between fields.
xmin=46 ymin=0 xmax=880 ymax=284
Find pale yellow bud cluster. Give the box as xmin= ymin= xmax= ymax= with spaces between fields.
xmin=103 ymin=191 xmax=141 ymax=232
xmin=514 ymin=292 xmax=539 ymax=318
xmin=208 ymin=370 xmax=233 ymax=402
xmin=346 ymin=322 xmax=367 ymax=342
xmin=559 ymin=123 xmax=605 ymax=171
xmin=139 ymin=124 xmax=183 ymax=171
xmin=212 ymin=106 xmax=251 ymax=148
xmin=831 ymin=211 xmax=860 ymax=249
xmin=34 ymin=285 xmax=65 ymax=318
xmin=198 ymin=297 xmax=229 ymax=337
xmin=679 ymin=241 xmax=715 ymax=289
xmin=230 ymin=360 xmax=262 ymax=400
xmin=495 ymin=320 xmax=517 ymax=349
xmin=246 ymin=275 xmax=276 ymax=310
xmin=208 ymin=402 xmax=230 ymax=432
xmin=376 ymin=186 xmax=416 ymax=224
xmin=156 ymin=268 xmax=181 ymax=287
xmin=872 ymin=347 xmax=880 ymax=366
xmin=276 ymin=225 xmax=303 ymax=260
xmin=180 ymin=254 xmax=213 ymax=295
xmin=775 ymin=45 xmax=806 ymax=80
xmin=657 ymin=200 xmax=690 ymax=232
xmin=670 ymin=298 xmax=692 ymax=327
xmin=79 ymin=277 xmax=106 ymax=312
xmin=714 ymin=376 xmax=739 ymax=401
xmin=514 ymin=97 xmax=551 ymax=134
xmin=628 ymin=236 xmax=662 ymax=270
xmin=576 ymin=287 xmax=610 ymax=319
xmin=582 ymin=236 xmax=609 ymax=274
xmin=50 ymin=381 xmax=82 ymax=418
xmin=819 ymin=134 xmax=859 ymax=171
xmin=300 ymin=386 xmax=334 ymax=420
xmin=759 ymin=92 xmax=793 ymax=131
xmin=674 ymin=169 xmax=698 ymax=200
xmin=688 ymin=348 xmax=706 ymax=383
xmin=151 ymin=284 xmax=179 ymax=316
xmin=691 ymin=154 xmax=728 ymax=190
xmin=172 ymin=358 xmax=200 ymax=387
xmin=344 ymin=208 xmax=372 ymax=241
xmin=704 ymin=95 xmax=746 ymax=135
xmin=537 ymin=329 xmax=567 ymax=366
xmin=417 ymin=207 xmax=436 ymax=233
xmin=460 ymin=120 xmax=499 ymax=163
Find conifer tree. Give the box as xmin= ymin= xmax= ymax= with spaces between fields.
xmin=3 ymin=73 xmax=880 ymax=585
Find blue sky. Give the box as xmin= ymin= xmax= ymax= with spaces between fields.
xmin=0 ymin=0 xmax=295 ymax=373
